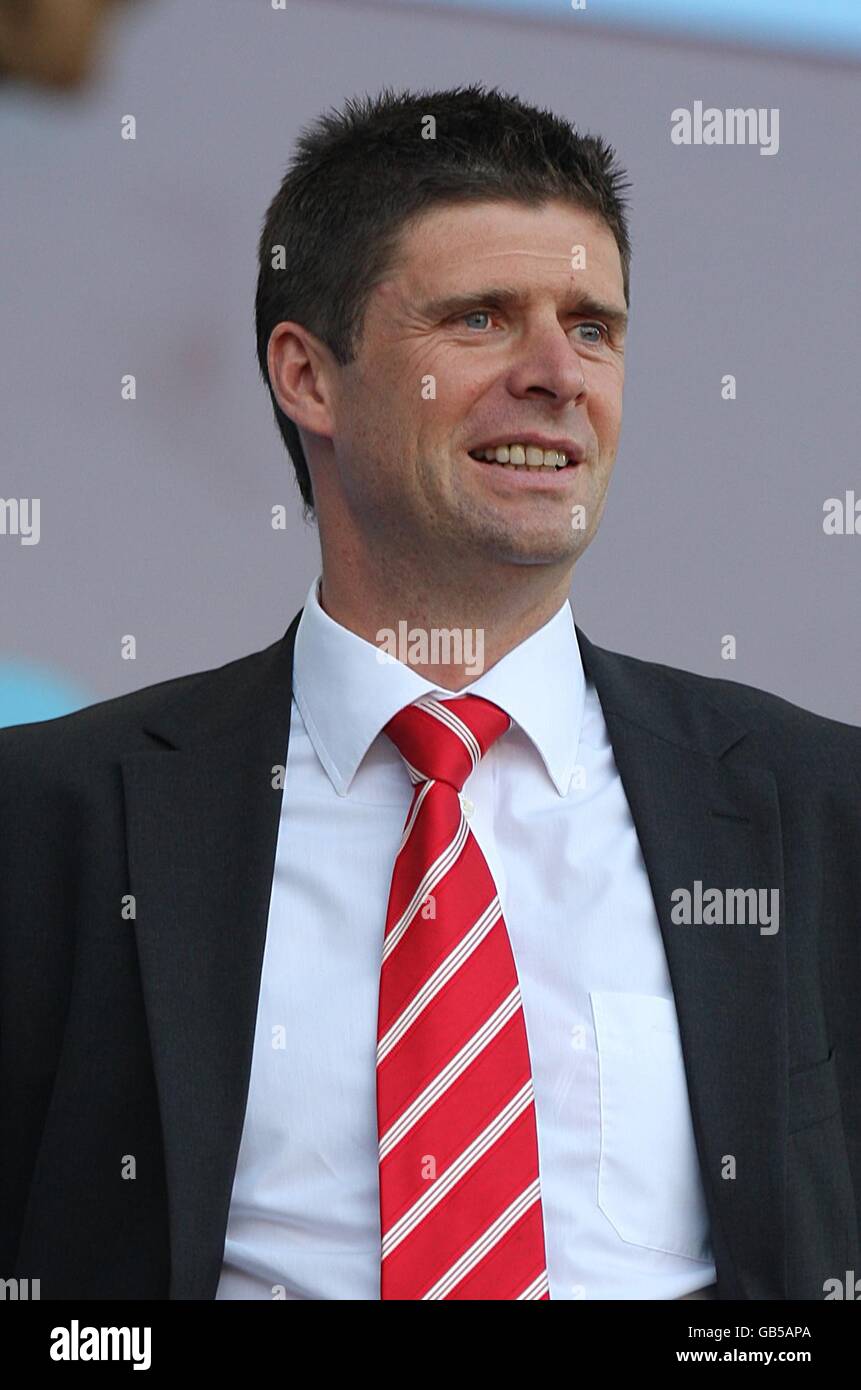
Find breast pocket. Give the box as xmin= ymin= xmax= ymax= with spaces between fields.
xmin=787 ymin=1048 xmax=840 ymax=1134
xmin=590 ymin=991 xmax=712 ymax=1261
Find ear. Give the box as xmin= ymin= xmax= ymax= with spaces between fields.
xmin=267 ymin=322 xmax=338 ymax=441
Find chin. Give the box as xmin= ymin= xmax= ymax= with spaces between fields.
xmin=477 ymin=529 xmax=583 ymax=568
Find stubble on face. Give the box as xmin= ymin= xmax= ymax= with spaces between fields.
xmin=323 ymin=198 xmax=627 ymax=607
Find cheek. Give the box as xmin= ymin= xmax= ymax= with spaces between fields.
xmin=341 ymin=361 xmax=410 ymax=457
xmin=430 ymin=354 xmax=493 ymax=409
xmin=591 ymin=378 xmax=624 ymax=435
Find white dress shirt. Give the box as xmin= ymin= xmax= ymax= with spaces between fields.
xmin=215 ymin=575 xmax=717 ymax=1300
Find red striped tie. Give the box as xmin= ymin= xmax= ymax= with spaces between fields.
xmin=376 ymin=693 xmax=549 ymax=1300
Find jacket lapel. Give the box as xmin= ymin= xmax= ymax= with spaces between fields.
xmin=121 ymin=613 xmax=302 ymax=1298
xmin=121 ymin=607 xmax=788 ymax=1301
xmin=576 ymin=626 xmax=788 ymax=1299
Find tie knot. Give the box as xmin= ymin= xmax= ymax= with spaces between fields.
xmin=383 ymin=694 xmax=512 ymax=792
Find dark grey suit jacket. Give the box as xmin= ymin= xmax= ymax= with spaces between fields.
xmin=1 ymin=611 xmax=859 ymax=1299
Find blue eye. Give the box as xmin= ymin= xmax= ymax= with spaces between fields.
xmin=463 ymin=310 xmax=492 ymax=331
xmin=576 ymin=322 xmax=607 ymax=343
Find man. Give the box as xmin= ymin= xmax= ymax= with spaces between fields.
xmin=1 ymin=85 xmax=859 ymax=1301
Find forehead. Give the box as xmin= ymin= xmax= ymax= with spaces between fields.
xmin=390 ymin=198 xmax=624 ymax=300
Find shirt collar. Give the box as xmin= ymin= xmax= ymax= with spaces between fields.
xmin=292 ymin=574 xmax=586 ymax=797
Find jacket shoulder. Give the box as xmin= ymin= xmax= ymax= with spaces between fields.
xmin=0 ymin=639 xmax=280 ymax=771
xmin=593 ymin=642 xmax=861 ymax=781
xmin=652 ymin=652 xmax=856 ymax=733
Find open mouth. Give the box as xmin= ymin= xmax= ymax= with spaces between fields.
xmin=467 ymin=444 xmax=577 ymax=471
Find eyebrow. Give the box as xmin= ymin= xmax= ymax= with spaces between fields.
xmin=418 ymin=285 xmax=629 ymax=334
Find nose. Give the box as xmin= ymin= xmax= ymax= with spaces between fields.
xmin=505 ymin=319 xmax=587 ymax=405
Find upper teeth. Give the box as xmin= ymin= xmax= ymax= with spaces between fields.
xmin=472 ymin=444 xmax=570 ymax=468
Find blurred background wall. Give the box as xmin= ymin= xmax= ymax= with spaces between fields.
xmin=1 ymin=0 xmax=859 ymax=725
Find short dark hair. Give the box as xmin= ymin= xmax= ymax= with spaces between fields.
xmin=255 ymin=84 xmax=632 ymax=517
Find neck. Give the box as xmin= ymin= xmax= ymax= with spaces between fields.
xmin=317 ymin=556 xmax=574 ymax=690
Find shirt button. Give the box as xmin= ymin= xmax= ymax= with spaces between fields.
xmin=460 ymin=794 xmax=474 ymax=818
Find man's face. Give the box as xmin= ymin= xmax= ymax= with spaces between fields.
xmin=326 ymin=198 xmax=627 ymax=572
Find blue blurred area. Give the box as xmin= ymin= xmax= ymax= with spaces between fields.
xmin=0 ymin=662 xmax=91 ymax=729
xmin=396 ymin=0 xmax=861 ymax=56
